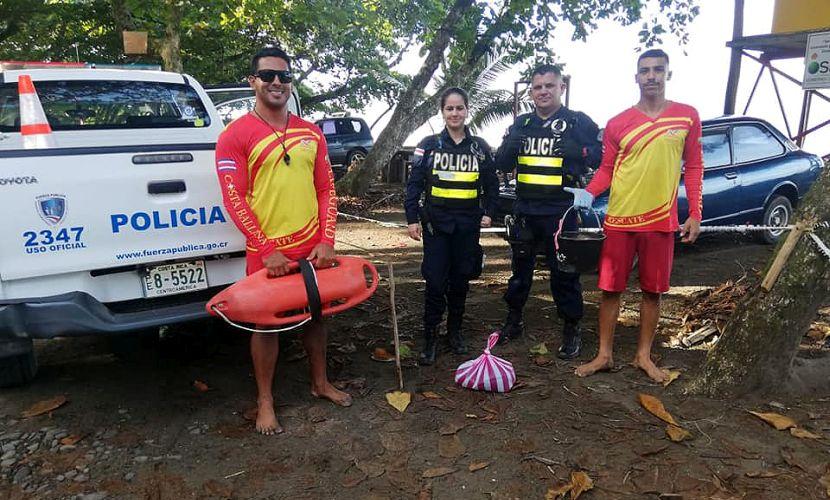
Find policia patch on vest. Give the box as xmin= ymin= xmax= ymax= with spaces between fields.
xmin=429 ymin=148 xmax=482 ymax=208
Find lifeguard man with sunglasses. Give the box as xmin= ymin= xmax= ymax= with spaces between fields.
xmin=214 ymin=46 xmax=351 ymax=435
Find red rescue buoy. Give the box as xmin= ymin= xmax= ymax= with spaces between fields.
xmin=207 ymin=256 xmax=378 ymax=326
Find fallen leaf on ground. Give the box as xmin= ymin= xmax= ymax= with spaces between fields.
xmin=780 ymin=446 xmax=808 ymax=471
xmin=662 ymin=370 xmax=681 ymax=387
xmin=193 ymin=380 xmax=210 ymax=392
xmin=638 ymin=445 xmax=669 ymax=457
xmin=748 ymin=411 xmax=796 ymax=430
xmin=768 ymin=401 xmax=787 ymax=411
xmin=666 ymin=425 xmax=692 ymax=442
xmin=438 ymin=434 xmax=465 ymax=458
xmin=422 ymin=467 xmax=456 ymax=478
xmin=60 ymin=434 xmax=83 ymax=446
xmin=398 ymin=344 xmax=414 ymax=359
xmin=202 ymin=479 xmax=233 ymax=498
xmin=421 ymin=391 xmax=442 ymax=399
xmin=333 ymin=377 xmax=366 ymax=391
xmin=22 ymin=395 xmax=67 ymax=418
xmin=468 ymin=461 xmax=489 ymax=472
xmin=819 ymin=473 xmax=830 ymax=496
xmin=386 ymin=391 xmax=411 ymax=413
xmin=335 ymin=342 xmax=357 ymax=354
xmin=746 ymin=470 xmax=785 ymax=478
xmin=637 ymin=393 xmax=679 ymax=426
xmin=438 ymin=421 xmax=465 ymax=435
xmin=790 ymin=427 xmax=822 ymax=439
xmin=618 ymin=316 xmax=639 ymax=327
xmin=545 ymin=483 xmax=572 ymax=499
xmin=534 ymin=355 xmax=553 ymax=366
xmin=570 ymin=471 xmax=594 ymax=499
xmin=356 ymin=460 xmax=386 ymax=478
xmin=341 ymin=472 xmax=367 ymax=488
xmin=529 ymin=342 xmax=549 ymax=356
xmin=371 ymin=347 xmax=395 ymax=362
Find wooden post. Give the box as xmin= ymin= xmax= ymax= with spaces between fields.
xmin=761 ymin=222 xmax=807 ymax=291
xmin=724 ymin=0 xmax=745 ymax=115
xmin=388 ymin=262 xmax=404 ymax=390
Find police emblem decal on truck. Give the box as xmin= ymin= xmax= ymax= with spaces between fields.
xmin=35 ymin=194 xmax=66 ymax=225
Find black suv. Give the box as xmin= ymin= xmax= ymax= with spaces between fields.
xmin=315 ymin=117 xmax=374 ymax=179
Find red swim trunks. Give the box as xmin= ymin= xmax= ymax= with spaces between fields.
xmin=597 ymin=230 xmax=675 ymax=294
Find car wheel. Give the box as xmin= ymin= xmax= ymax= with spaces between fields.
xmin=760 ymin=195 xmax=793 ymax=245
xmin=346 ymin=150 xmax=366 ymax=170
xmin=0 ymin=348 xmax=38 ymax=388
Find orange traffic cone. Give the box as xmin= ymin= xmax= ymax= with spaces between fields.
xmin=18 ymin=74 xmax=56 ymax=149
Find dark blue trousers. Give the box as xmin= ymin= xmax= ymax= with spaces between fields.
xmin=421 ymin=226 xmax=482 ymax=329
xmin=503 ymin=213 xmax=583 ymax=323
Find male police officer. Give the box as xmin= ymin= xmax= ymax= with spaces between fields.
xmin=495 ymin=64 xmax=601 ymax=359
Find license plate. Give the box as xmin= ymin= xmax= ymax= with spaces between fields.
xmin=142 ymin=260 xmax=208 ymax=298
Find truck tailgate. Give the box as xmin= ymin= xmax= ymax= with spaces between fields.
xmin=0 ymin=145 xmax=243 ymax=281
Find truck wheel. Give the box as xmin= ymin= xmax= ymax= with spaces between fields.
xmin=760 ymin=195 xmax=792 ymax=245
xmin=346 ymin=150 xmax=366 ymax=170
xmin=0 ymin=349 xmax=38 ymax=388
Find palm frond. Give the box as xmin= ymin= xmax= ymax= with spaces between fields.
xmin=468 ymin=89 xmax=519 ymax=133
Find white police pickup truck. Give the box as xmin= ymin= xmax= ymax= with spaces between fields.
xmin=0 ymin=66 xmax=280 ymax=386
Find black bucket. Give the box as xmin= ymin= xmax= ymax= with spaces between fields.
xmin=555 ymin=207 xmax=606 ymax=273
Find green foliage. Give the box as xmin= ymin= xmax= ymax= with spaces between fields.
xmin=0 ymin=0 xmax=699 ymax=116
xmin=0 ymin=0 xmax=443 ymax=113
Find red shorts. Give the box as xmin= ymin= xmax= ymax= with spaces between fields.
xmin=597 ymin=230 xmax=675 ymax=294
xmin=246 ymin=246 xmax=313 ymax=276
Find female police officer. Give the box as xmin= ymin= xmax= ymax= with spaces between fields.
xmin=404 ymin=87 xmax=500 ymax=365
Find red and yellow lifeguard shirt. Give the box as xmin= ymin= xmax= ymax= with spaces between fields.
xmin=215 ymin=113 xmax=337 ymax=261
xmin=586 ymin=102 xmax=703 ymax=232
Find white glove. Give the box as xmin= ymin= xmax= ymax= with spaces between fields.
xmin=563 ymin=187 xmax=594 ymax=209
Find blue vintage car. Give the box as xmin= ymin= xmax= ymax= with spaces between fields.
xmin=498 ymin=116 xmax=824 ymax=243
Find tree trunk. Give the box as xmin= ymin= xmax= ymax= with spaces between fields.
xmin=159 ymin=0 xmax=182 ymax=72
xmin=684 ymin=164 xmax=830 ymax=397
xmin=336 ymin=0 xmax=473 ymax=196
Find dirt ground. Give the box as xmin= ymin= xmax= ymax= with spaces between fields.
xmin=2 ymin=205 xmax=829 ymax=500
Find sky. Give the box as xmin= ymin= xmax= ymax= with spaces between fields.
xmin=312 ymin=0 xmax=829 ymax=155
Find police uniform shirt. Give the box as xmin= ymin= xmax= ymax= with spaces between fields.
xmin=495 ymin=107 xmax=601 ymax=216
xmin=404 ymin=127 xmax=499 ymax=233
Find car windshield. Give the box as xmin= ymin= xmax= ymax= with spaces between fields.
xmin=0 ymin=80 xmax=210 ymax=132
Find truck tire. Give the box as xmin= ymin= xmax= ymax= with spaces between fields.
xmin=0 ymin=349 xmax=38 ymax=388
xmin=346 ymin=150 xmax=366 ymax=170
xmin=760 ymin=195 xmax=792 ymax=245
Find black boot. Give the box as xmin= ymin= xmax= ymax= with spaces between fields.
xmin=446 ymin=313 xmax=468 ymax=355
xmin=558 ymin=321 xmax=582 ymax=360
xmin=419 ymin=326 xmax=438 ymax=366
xmin=497 ymin=310 xmax=524 ymax=345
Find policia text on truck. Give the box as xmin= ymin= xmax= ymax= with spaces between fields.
xmin=494 ymin=64 xmax=602 ymax=359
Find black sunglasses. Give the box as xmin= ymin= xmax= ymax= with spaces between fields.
xmin=254 ymin=69 xmax=293 ymax=84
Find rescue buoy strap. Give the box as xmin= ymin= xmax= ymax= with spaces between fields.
xmin=298 ymin=259 xmax=323 ymax=322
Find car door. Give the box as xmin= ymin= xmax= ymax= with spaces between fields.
xmin=318 ymin=119 xmax=346 ymax=164
xmin=730 ymin=123 xmax=788 ymax=222
xmin=679 ymin=127 xmax=741 ymax=224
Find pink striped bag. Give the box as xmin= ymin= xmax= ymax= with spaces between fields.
xmin=454 ymin=332 xmax=516 ymax=392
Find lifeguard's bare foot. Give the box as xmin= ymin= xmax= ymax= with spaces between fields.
xmin=255 ymin=399 xmax=283 ymax=435
xmin=312 ymin=382 xmax=353 ymax=407
xmin=632 ymin=356 xmax=668 ymax=383
xmin=574 ymin=355 xmax=614 ymax=377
